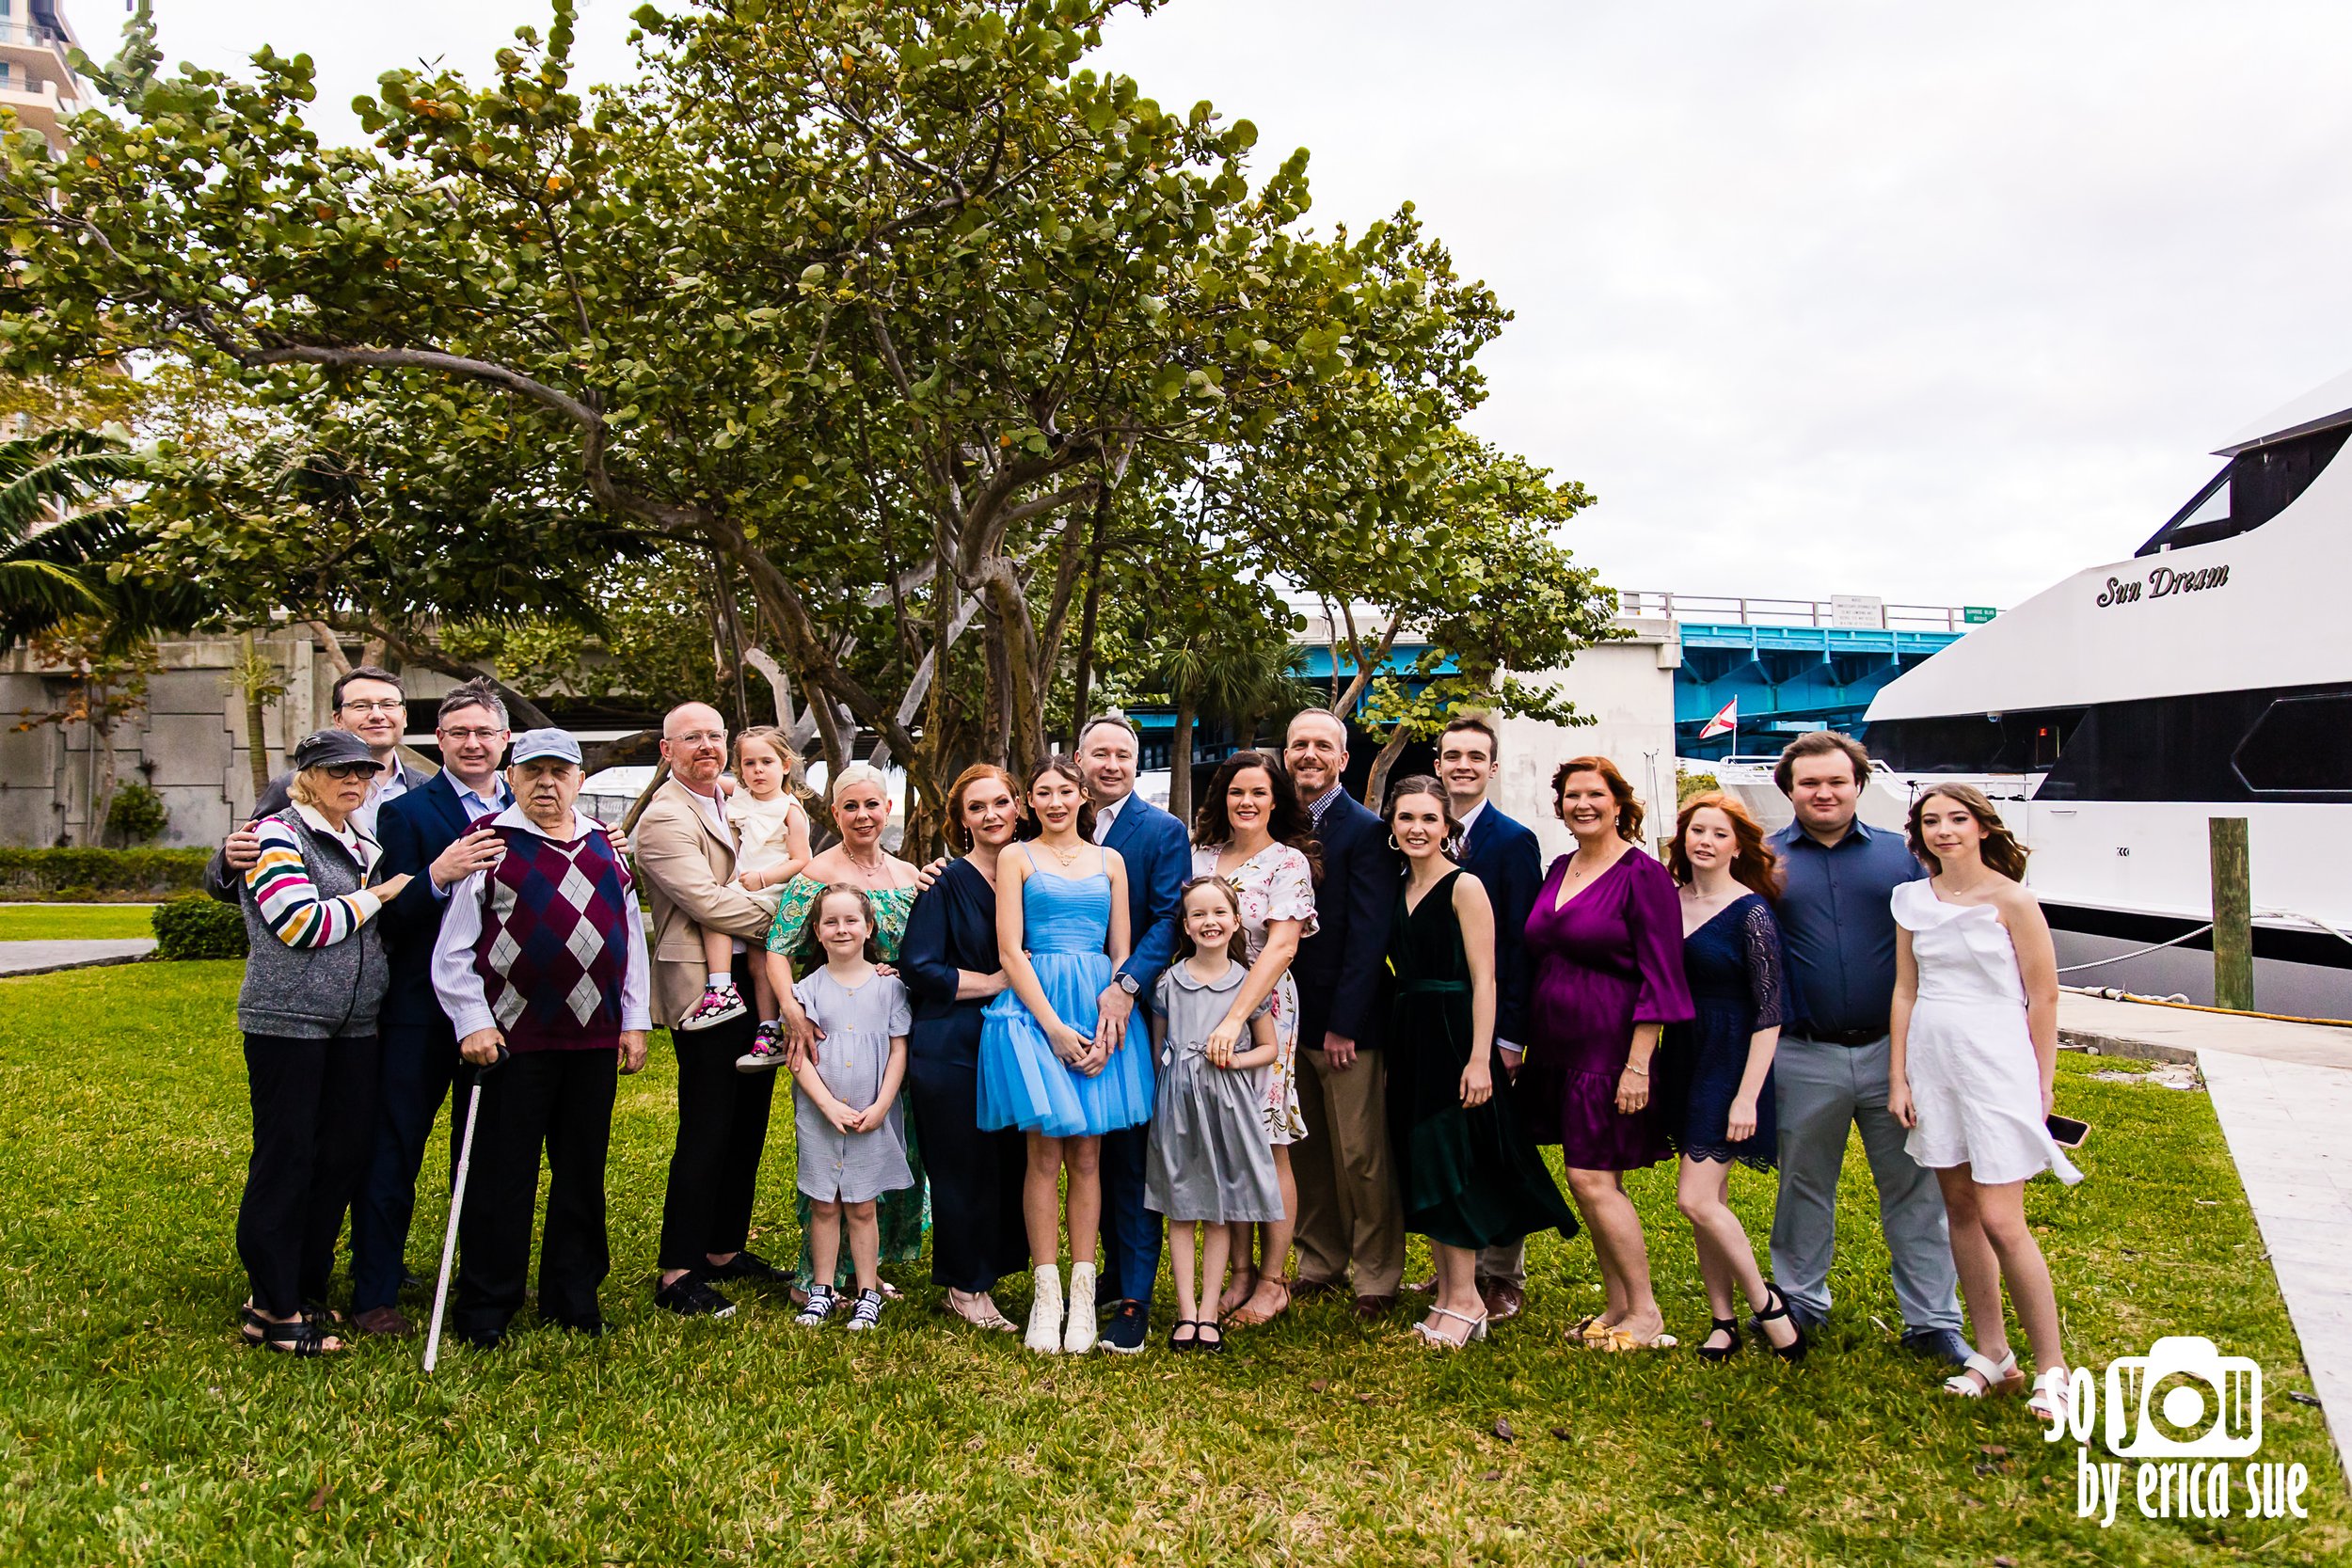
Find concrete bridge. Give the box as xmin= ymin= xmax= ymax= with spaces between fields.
xmin=1615 ymin=592 xmax=1989 ymax=760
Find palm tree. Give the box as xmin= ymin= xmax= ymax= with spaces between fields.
xmin=1154 ymin=622 xmax=1318 ymax=825
xmin=0 ymin=426 xmax=188 ymax=647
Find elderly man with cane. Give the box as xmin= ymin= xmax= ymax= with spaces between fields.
xmin=428 ymin=729 xmax=650 ymax=1349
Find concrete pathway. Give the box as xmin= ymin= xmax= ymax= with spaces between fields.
xmin=0 ymin=939 xmax=154 ymax=976
xmin=2062 ymin=992 xmax=2352 ymax=1482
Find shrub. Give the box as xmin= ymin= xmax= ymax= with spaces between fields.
xmin=151 ymin=895 xmax=247 ymax=960
xmin=0 ymin=847 xmax=212 ymax=895
xmin=104 ymin=783 xmax=171 ymax=846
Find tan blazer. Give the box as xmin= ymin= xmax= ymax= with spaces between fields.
xmin=632 ymin=777 xmax=777 ymax=1028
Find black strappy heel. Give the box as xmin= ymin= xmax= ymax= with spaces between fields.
xmin=1754 ymin=1284 xmax=1808 ymax=1363
xmin=1696 ymin=1317 xmax=1743 ymax=1362
xmin=245 ymin=1307 xmax=342 ymax=1356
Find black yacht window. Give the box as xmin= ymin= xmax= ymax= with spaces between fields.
xmin=2233 ymin=694 xmax=2352 ymax=795
xmin=2137 ymin=424 xmax=2352 ymax=556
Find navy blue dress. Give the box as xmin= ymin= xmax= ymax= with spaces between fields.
xmin=900 ymin=858 xmax=1030 ymax=1291
xmin=1654 ymin=893 xmax=1786 ymax=1169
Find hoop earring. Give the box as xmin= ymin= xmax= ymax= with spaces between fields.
xmin=1386 ymin=832 xmax=1401 ymax=850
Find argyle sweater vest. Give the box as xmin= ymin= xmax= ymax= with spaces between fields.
xmin=471 ymin=824 xmax=633 ymax=1052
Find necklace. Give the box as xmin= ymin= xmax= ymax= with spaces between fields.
xmin=842 ymin=847 xmax=889 ymax=883
xmin=1039 ymin=838 xmax=1085 ymax=869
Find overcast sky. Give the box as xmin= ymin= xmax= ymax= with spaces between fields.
xmin=131 ymin=0 xmax=2352 ymax=608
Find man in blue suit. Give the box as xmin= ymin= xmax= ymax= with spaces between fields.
xmin=1437 ymin=713 xmax=1546 ymax=1322
xmin=1285 ymin=709 xmax=1404 ymax=1318
xmin=346 ymin=682 xmax=516 ymax=1337
xmin=1075 ymin=713 xmax=1190 ymax=1354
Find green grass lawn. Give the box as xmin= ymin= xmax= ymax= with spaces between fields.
xmin=0 ymin=962 xmax=2341 ymax=1566
xmin=0 ymin=904 xmax=158 ymax=942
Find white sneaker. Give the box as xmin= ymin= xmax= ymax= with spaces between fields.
xmin=1063 ymin=1261 xmax=1099 ymax=1354
xmin=1025 ymin=1265 xmax=1063 ymax=1354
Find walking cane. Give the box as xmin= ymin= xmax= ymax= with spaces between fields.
xmin=422 ymin=1040 xmax=508 ymax=1372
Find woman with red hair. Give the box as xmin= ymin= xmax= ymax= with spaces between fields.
xmin=1657 ymin=793 xmax=1804 ymax=1362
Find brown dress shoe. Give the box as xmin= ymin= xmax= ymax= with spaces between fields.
xmin=353 ymin=1305 xmax=413 ymax=1338
xmin=1480 ymin=1281 xmax=1526 ymax=1322
xmin=1351 ymin=1294 xmax=1396 ymax=1320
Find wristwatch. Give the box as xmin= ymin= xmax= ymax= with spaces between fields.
xmin=1116 ymin=972 xmax=1140 ymax=997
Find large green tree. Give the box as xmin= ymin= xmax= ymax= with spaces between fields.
xmin=5 ymin=0 xmax=1614 ymax=847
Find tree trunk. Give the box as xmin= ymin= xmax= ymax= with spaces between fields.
xmin=1362 ymin=723 xmax=1413 ymax=816
xmin=1168 ymin=692 xmax=1198 ymax=827
xmin=1066 ymin=479 xmax=1114 ymax=744
xmin=240 ymin=631 xmax=273 ymax=802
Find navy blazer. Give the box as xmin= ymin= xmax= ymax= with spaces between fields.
xmin=1458 ymin=801 xmax=1544 ymax=1044
xmin=1293 ymin=789 xmax=1393 ymax=1051
xmin=900 ymin=856 xmax=1000 ymax=1062
xmin=373 ymin=771 xmax=493 ymax=1031
xmin=1102 ymin=792 xmax=1189 ymax=998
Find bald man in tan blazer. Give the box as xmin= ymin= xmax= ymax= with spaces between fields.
xmin=633 ymin=702 xmax=807 ymax=1318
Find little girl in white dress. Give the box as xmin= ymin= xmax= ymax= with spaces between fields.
xmin=1888 ymin=784 xmax=2078 ymax=1426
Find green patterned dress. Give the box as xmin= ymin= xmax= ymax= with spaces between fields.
xmin=768 ymin=874 xmax=928 ymax=1287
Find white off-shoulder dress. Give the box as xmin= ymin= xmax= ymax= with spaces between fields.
xmin=1893 ymin=881 xmax=2081 ymax=1187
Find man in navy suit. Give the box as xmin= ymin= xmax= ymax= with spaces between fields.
xmin=1437 ymin=713 xmax=1546 ymax=1322
xmin=1285 ymin=709 xmax=1404 ymax=1317
xmin=1076 ymin=714 xmax=1190 ymax=1354
xmin=345 ymin=682 xmax=516 ymax=1336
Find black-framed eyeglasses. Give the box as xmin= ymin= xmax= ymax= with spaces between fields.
xmin=319 ymin=763 xmax=378 ymax=781
xmin=339 ymin=699 xmax=406 ymax=715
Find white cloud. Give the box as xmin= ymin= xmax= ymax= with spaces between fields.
xmin=124 ymin=0 xmax=2352 ymax=607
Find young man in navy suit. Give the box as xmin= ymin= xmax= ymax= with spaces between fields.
xmin=1075 ymin=714 xmax=1190 ymax=1353
xmin=1435 ymin=713 xmax=1545 ymax=1321
xmin=1284 ymin=709 xmax=1404 ymax=1318
xmin=346 ymin=683 xmax=516 ymax=1336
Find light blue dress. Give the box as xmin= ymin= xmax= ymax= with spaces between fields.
xmin=976 ymin=846 xmax=1155 ymax=1137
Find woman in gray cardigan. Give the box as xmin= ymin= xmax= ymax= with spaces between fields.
xmin=233 ymin=730 xmax=414 ymax=1354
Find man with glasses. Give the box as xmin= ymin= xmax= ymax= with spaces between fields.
xmin=346 ymin=681 xmax=517 ymax=1336
xmin=205 ymin=666 xmax=432 ymax=900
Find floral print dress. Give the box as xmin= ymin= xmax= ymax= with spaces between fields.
xmin=1192 ymin=842 xmax=1318 ymax=1145
xmin=768 ymin=874 xmax=925 ymax=1284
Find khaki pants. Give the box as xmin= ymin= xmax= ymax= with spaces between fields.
xmin=1291 ymin=1046 xmax=1405 ymax=1297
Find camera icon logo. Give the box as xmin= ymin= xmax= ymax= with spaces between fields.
xmin=2105 ymin=1336 xmax=2262 ymax=1459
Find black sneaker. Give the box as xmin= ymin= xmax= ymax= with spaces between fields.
xmin=1099 ymin=1298 xmax=1150 ymax=1354
xmin=704 ymin=1250 xmax=792 ymax=1287
xmin=655 ymin=1274 xmax=737 ymax=1319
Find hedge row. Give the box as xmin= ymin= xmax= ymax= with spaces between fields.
xmin=0 ymin=847 xmax=214 ymax=895
xmin=151 ymin=894 xmax=249 ymax=960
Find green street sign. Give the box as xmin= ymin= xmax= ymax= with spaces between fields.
xmin=1963 ymin=606 xmax=1997 ymax=625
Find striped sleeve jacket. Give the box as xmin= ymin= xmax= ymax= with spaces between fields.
xmin=245 ymin=814 xmax=385 ymax=948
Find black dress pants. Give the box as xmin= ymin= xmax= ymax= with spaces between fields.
xmin=453 ymin=1048 xmax=618 ymax=1340
xmin=657 ymin=988 xmax=773 ymax=1273
xmin=237 ymin=1032 xmax=381 ymax=1317
xmin=348 ymin=1016 xmax=462 ymax=1313
xmin=906 ymin=1022 xmax=1029 ymax=1292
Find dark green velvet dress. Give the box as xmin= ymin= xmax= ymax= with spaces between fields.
xmin=1385 ymin=870 xmax=1581 ymax=1251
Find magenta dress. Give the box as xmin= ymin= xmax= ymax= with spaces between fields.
xmin=1519 ymin=849 xmax=1695 ymax=1170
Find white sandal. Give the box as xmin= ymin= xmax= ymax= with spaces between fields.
xmin=1409 ymin=1307 xmax=1489 ymax=1349
xmin=1942 ymin=1349 xmax=2024 ymax=1398
xmin=2028 ymin=1367 xmax=2072 ymax=1423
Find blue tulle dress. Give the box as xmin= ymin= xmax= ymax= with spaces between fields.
xmin=976 ymin=846 xmax=1155 ymax=1138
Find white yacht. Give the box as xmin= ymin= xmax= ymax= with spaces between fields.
xmin=1842 ymin=372 xmax=2352 ymax=1015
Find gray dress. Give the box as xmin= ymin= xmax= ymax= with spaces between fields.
xmin=1143 ymin=960 xmax=1284 ymax=1224
xmin=792 ymin=968 xmax=915 ymax=1203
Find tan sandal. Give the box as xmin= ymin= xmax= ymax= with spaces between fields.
xmin=1595 ymin=1326 xmax=1678 ymax=1352
xmin=943 ymin=1289 xmax=1017 ymax=1333
xmin=1224 ymin=1275 xmax=1294 ymax=1327
xmin=1569 ymin=1314 xmax=1617 ymax=1343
